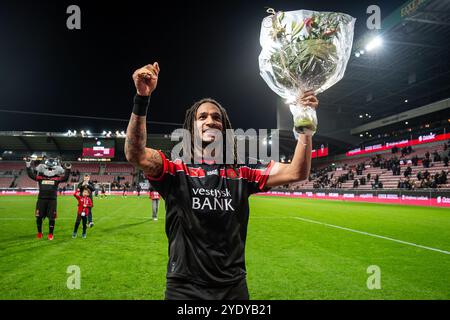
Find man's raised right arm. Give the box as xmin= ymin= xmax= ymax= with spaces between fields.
xmin=125 ymin=62 xmax=164 ymax=178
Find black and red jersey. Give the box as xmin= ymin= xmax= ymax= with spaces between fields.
xmin=27 ymin=166 xmax=70 ymax=200
xmin=148 ymin=151 xmax=274 ymax=286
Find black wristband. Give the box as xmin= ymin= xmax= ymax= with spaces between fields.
xmin=132 ymin=94 xmax=150 ymax=116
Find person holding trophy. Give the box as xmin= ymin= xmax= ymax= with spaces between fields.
xmin=125 ymin=7 xmax=354 ymax=300
xmin=125 ymin=61 xmax=316 ymax=299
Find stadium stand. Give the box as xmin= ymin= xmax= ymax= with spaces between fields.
xmin=0 ymin=177 xmax=14 ymax=188
xmin=104 ymin=164 xmax=134 ymax=173
xmin=0 ymin=162 xmax=24 ymax=175
xmin=0 ymin=161 xmax=136 ymax=190
xmin=291 ymin=142 xmax=449 ymax=190
xmin=15 ymin=175 xmax=38 ymax=189
xmin=70 ymin=163 xmax=100 ymax=174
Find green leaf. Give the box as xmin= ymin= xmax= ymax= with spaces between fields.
xmin=292 ymin=20 xmax=304 ymax=37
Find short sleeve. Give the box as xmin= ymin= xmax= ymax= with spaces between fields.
xmin=239 ymin=160 xmax=275 ymax=195
xmin=146 ymin=150 xmax=176 ymax=199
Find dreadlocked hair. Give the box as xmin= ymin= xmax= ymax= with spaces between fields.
xmin=182 ymin=98 xmax=238 ymax=169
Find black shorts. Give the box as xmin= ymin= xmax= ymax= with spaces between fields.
xmin=165 ymin=277 xmax=249 ymax=300
xmin=35 ymin=199 xmax=57 ymax=219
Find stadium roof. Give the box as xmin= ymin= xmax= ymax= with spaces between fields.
xmin=317 ymin=0 xmax=450 ymax=143
xmin=0 ymin=131 xmax=176 ymax=158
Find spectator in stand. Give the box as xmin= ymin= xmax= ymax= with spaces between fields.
xmin=401 ymin=147 xmax=407 ymax=157
xmin=433 ymin=151 xmax=441 ymax=162
xmin=444 ymin=156 xmax=449 ymax=167
xmin=353 ymin=179 xmax=359 ymax=188
xmin=444 ymin=171 xmax=448 ymax=184
xmin=420 ymin=177 xmax=430 ymax=189
xmin=423 ymin=157 xmax=431 ymax=168
xmin=405 ymin=178 xmax=413 ymax=190
xmin=356 ymin=163 xmax=363 ymax=176
xmin=412 ymin=155 xmax=419 ymax=166
xmin=423 ymin=170 xmax=430 ymax=180
xmin=417 ymin=171 xmax=423 ymax=181
xmin=348 ymin=170 xmax=354 ymax=180
xmin=392 ymin=146 xmax=398 ymax=154
xmin=359 ymin=177 xmax=366 ymax=185
xmin=438 ymin=170 xmax=448 ymax=185
xmin=367 ymin=173 xmax=371 ymax=181
xmin=404 ymin=166 xmax=412 ymax=178
xmin=392 ymin=163 xmax=401 ymax=176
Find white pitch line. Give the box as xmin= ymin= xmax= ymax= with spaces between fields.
xmin=293 ymin=216 xmax=450 ymax=256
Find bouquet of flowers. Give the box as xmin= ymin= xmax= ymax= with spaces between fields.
xmin=259 ymin=8 xmax=355 ymax=135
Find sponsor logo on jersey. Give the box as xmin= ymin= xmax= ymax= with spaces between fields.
xmin=207 ymin=169 xmax=218 ymax=176
xmin=191 ymin=188 xmax=235 ymax=212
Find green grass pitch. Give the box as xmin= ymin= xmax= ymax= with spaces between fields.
xmin=0 ymin=195 xmax=449 ymax=299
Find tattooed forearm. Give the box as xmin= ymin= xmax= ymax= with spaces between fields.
xmin=125 ymin=114 xmax=147 ymax=164
xmin=125 ymin=114 xmax=163 ymax=177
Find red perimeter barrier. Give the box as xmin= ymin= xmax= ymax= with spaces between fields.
xmin=346 ymin=132 xmax=450 ymax=157
xmin=256 ymin=190 xmax=450 ymax=208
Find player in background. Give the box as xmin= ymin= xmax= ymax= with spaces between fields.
xmin=122 ymin=183 xmax=129 ymax=197
xmin=72 ymin=188 xmax=93 ymax=239
xmin=100 ymin=184 xmax=107 ymax=198
xmin=26 ymin=157 xmax=71 ymax=240
xmin=77 ymin=174 xmax=95 ymax=228
xmin=136 ymin=184 xmax=142 ymax=197
xmin=149 ymin=186 xmax=160 ymax=220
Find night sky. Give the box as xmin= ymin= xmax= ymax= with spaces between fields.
xmin=0 ymin=0 xmax=407 ymax=134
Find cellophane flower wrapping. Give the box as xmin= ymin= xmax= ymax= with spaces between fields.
xmin=259 ymin=9 xmax=355 ymax=135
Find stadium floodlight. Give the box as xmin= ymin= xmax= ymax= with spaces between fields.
xmin=121 ymin=131 xmax=126 ymax=136
xmin=404 ymin=99 xmax=408 ymax=103
xmin=355 ymin=52 xmax=360 ymax=58
xmin=359 ymin=49 xmax=364 ymax=55
xmin=102 ymin=131 xmax=107 ymax=135
xmin=86 ymin=130 xmax=91 ymax=135
xmin=360 ymin=134 xmax=363 ymax=137
xmin=365 ymin=36 xmax=382 ymax=52
xmin=359 ymin=115 xmax=363 ymax=118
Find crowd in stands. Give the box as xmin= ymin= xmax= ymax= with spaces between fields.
xmin=398 ymin=170 xmax=448 ymax=190
xmin=299 ymin=141 xmax=449 ymax=191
